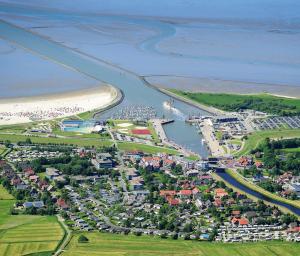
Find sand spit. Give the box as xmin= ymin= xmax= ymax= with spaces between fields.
xmin=0 ymin=85 xmax=120 ymax=125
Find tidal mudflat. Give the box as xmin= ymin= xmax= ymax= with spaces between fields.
xmin=1 ymin=1 xmax=299 ymax=97
xmin=0 ymin=39 xmax=105 ymax=98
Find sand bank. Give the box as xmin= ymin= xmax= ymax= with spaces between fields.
xmin=0 ymin=85 xmax=120 ymax=125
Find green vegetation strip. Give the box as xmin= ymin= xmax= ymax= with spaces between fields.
xmin=226 ymin=169 xmax=300 ymax=210
xmin=0 ymin=134 xmax=113 ymax=148
xmin=236 ymin=129 xmax=300 ymax=156
xmin=169 ymin=89 xmax=300 ymax=115
xmin=117 ymin=142 xmax=178 ymax=155
xmin=62 ymin=232 xmax=300 ymax=256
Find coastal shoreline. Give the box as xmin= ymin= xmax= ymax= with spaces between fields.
xmin=0 ymin=85 xmax=121 ymax=125
xmin=142 ymin=78 xmax=224 ymax=116
xmin=145 ymin=75 xmax=300 ymax=99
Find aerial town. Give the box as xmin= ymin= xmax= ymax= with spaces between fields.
xmin=1 ymin=105 xmax=300 ymax=247
xmin=1 ymin=1 xmax=300 ymax=256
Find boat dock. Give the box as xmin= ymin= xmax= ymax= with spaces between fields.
xmin=151 ymin=119 xmax=199 ymax=157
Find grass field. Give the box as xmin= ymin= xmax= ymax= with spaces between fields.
xmin=169 ymin=90 xmax=300 ymax=115
xmin=117 ymin=142 xmax=178 ymax=154
xmin=0 ymin=185 xmax=14 ymax=200
xmin=0 ymin=199 xmax=64 ymax=256
xmin=281 ymin=147 xmax=300 ymax=153
xmin=63 ymin=232 xmax=300 ymax=256
xmin=236 ymin=129 xmax=300 ymax=156
xmin=0 ymin=134 xmax=113 ymax=148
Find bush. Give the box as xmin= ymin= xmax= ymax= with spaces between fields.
xmin=78 ymin=235 xmax=89 ymax=243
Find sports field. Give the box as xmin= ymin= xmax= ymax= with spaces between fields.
xmin=63 ymin=232 xmax=300 ymax=256
xmin=0 ymin=200 xmax=64 ymax=256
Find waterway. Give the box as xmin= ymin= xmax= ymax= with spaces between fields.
xmin=216 ymin=171 xmax=300 ymax=216
xmin=0 ymin=20 xmax=209 ymax=157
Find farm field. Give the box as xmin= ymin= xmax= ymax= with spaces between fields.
xmin=63 ymin=232 xmax=300 ymax=256
xmin=0 ymin=200 xmax=64 ymax=256
xmin=169 ymin=90 xmax=300 ymax=115
xmin=236 ymin=129 xmax=300 ymax=156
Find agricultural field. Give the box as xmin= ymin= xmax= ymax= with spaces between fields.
xmin=236 ymin=129 xmax=300 ymax=156
xmin=0 ymin=200 xmax=64 ymax=256
xmin=63 ymin=232 xmax=300 ymax=256
xmin=169 ymin=90 xmax=300 ymax=115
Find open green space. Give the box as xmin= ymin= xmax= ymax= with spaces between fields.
xmin=226 ymin=169 xmax=300 ymax=211
xmin=117 ymin=142 xmax=178 ymax=155
xmin=0 ymin=134 xmax=113 ymax=148
xmin=169 ymin=89 xmax=300 ymax=115
xmin=281 ymin=147 xmax=300 ymax=153
xmin=0 ymin=185 xmax=14 ymax=200
xmin=63 ymin=232 xmax=300 ymax=256
xmin=0 ymin=123 xmax=29 ymax=134
xmin=236 ymin=129 xmax=300 ymax=157
xmin=0 ymin=199 xmax=64 ymax=256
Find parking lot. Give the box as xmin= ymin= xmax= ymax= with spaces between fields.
xmin=252 ymin=116 xmax=300 ymax=130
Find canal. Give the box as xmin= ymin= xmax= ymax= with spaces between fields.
xmin=216 ymin=170 xmax=300 ymax=216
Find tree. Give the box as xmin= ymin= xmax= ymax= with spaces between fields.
xmin=78 ymin=235 xmax=89 ymax=243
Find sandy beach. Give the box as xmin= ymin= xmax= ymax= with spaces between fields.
xmin=0 ymin=85 xmax=120 ymax=125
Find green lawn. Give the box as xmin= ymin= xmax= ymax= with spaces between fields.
xmin=0 ymin=134 xmax=113 ymax=148
xmin=236 ymin=129 xmax=300 ymax=156
xmin=281 ymin=147 xmax=300 ymax=153
xmin=117 ymin=142 xmax=178 ymax=155
xmin=63 ymin=232 xmax=300 ymax=256
xmin=0 ymin=123 xmax=29 ymax=134
xmin=0 ymin=200 xmax=64 ymax=256
xmin=0 ymin=186 xmax=14 ymax=200
xmin=169 ymin=90 xmax=300 ymax=115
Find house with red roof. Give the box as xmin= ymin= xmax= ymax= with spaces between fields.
xmin=214 ymin=198 xmax=223 ymax=207
xmin=160 ymin=190 xmax=176 ymax=197
xmin=178 ymin=190 xmax=192 ymax=199
xmin=214 ymin=188 xmax=228 ymax=198
xmin=24 ymin=168 xmax=35 ymax=177
xmin=29 ymin=175 xmax=39 ymax=183
xmin=56 ymin=198 xmax=69 ymax=210
xmin=231 ymin=217 xmax=249 ymax=226
xmin=166 ymin=197 xmax=180 ymax=206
